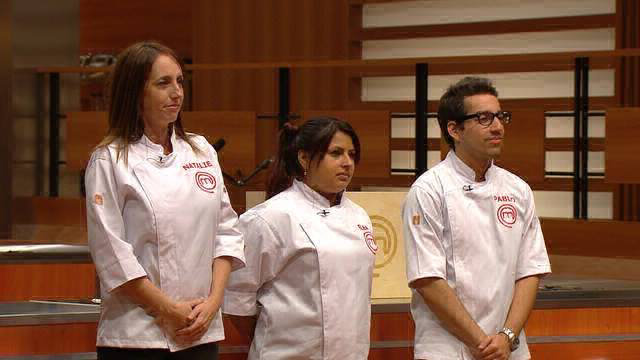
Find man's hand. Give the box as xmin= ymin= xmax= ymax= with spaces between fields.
xmin=475 ymin=333 xmax=511 ymax=360
xmin=175 ymin=296 xmax=222 ymax=342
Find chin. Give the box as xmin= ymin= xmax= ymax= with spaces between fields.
xmin=487 ymin=148 xmax=502 ymax=158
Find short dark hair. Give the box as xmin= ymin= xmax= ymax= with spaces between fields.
xmin=267 ymin=117 xmax=361 ymax=198
xmin=437 ymin=77 xmax=498 ymax=149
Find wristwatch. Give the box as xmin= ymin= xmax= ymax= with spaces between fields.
xmin=499 ymin=327 xmax=520 ymax=351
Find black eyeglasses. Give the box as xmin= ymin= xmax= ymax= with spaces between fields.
xmin=460 ymin=111 xmax=512 ymax=126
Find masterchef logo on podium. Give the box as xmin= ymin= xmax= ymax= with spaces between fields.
xmin=370 ymin=215 xmax=398 ymax=277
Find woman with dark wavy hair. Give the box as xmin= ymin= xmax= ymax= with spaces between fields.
xmin=85 ymin=41 xmax=245 ymax=359
xmin=224 ymin=117 xmax=376 ymax=359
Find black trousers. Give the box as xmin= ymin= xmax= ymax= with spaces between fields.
xmin=97 ymin=342 xmax=218 ymax=360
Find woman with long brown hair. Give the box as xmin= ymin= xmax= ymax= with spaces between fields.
xmin=224 ymin=117 xmax=376 ymax=359
xmin=85 ymin=41 xmax=245 ymax=359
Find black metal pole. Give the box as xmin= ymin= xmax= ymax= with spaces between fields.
xmin=415 ymin=63 xmax=428 ymax=177
xmin=581 ymin=58 xmax=589 ymax=219
xmin=36 ymin=72 xmax=45 ymax=196
xmin=572 ymin=58 xmax=582 ymax=219
xmin=49 ymin=72 xmax=60 ymax=197
xmin=278 ymin=67 xmax=290 ymax=129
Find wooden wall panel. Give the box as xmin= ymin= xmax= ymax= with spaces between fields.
xmin=369 ymin=348 xmax=413 ymax=359
xmin=496 ymin=109 xmax=545 ymax=183
xmin=220 ymin=306 xmax=640 ymax=359
xmin=0 ymin=0 xmax=12 ymax=239
xmin=541 ymin=218 xmax=640 ymax=260
xmin=181 ymin=112 xmax=257 ymax=176
xmin=370 ymin=312 xmax=413 ymax=341
xmin=192 ymin=0 xmax=353 ymax=110
xmin=605 ymin=107 xmax=640 ymax=183
xmin=192 ymin=0 xmax=357 ymax=167
xmin=12 ymin=196 xmax=85 ymax=227
xmin=66 ymin=111 xmax=107 ymax=171
xmin=79 ymin=0 xmax=192 ymax=57
xmin=527 ymin=307 xmax=640 ymax=336
xmin=0 ymin=263 xmax=96 ymax=301
xmin=302 ymin=111 xmax=391 ymax=179
xmin=529 ymin=342 xmax=640 ymax=359
xmin=0 ymin=323 xmax=97 ymax=355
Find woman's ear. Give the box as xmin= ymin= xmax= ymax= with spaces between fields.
xmin=297 ymin=150 xmax=309 ymax=173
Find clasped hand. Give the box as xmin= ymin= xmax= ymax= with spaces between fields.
xmin=154 ymin=297 xmax=222 ymax=344
xmin=471 ymin=333 xmax=511 ymax=360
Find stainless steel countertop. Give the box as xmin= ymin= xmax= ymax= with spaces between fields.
xmin=0 ymin=300 xmax=99 ymax=326
xmin=3 ymin=276 xmax=640 ymax=327
xmin=372 ymin=276 xmax=640 ymax=312
xmin=0 ymin=244 xmax=91 ymax=263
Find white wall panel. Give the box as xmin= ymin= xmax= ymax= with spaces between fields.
xmin=362 ymin=70 xmax=614 ymax=101
xmin=392 ymin=150 xmax=441 ymax=172
xmin=545 ymin=151 xmax=605 ymax=172
xmin=588 ymin=192 xmax=613 ymax=219
xmin=363 ymin=29 xmax=614 ymax=59
xmin=391 ymin=117 xmax=441 ymax=138
xmin=363 ymin=0 xmax=615 ymax=28
xmin=532 ymin=191 xmax=613 ymax=219
xmin=546 ymin=116 xmax=606 ymax=138
xmin=533 ymin=191 xmax=573 ymax=217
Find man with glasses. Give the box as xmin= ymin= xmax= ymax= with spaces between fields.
xmin=402 ymin=77 xmax=550 ymax=360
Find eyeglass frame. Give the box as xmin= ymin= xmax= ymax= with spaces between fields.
xmin=458 ymin=111 xmax=512 ymax=127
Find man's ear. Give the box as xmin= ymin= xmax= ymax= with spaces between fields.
xmin=447 ymin=121 xmax=462 ymax=143
xmin=297 ymin=150 xmax=309 ymax=172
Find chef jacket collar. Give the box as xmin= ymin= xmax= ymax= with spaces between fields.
xmin=293 ymin=179 xmax=344 ymax=209
xmin=447 ymin=150 xmax=496 ymax=185
xmin=139 ymin=126 xmax=179 ymax=156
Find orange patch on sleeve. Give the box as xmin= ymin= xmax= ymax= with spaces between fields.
xmin=412 ymin=214 xmax=421 ymax=225
xmin=94 ymin=193 xmax=104 ymax=206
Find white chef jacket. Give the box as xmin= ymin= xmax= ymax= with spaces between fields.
xmin=85 ymin=130 xmax=245 ymax=352
xmin=223 ymin=180 xmax=376 ymax=360
xmin=403 ymin=151 xmax=551 ymax=360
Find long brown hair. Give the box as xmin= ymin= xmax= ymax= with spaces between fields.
xmin=266 ymin=117 xmax=361 ymax=199
xmin=97 ymin=41 xmax=201 ymax=163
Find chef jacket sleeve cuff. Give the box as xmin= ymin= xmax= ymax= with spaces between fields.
xmin=222 ymin=289 xmax=257 ymax=316
xmin=407 ymin=271 xmax=447 ymax=286
xmin=214 ymin=247 xmax=246 ymax=272
xmin=516 ymin=263 xmax=551 ymax=281
xmin=99 ymin=254 xmax=147 ymax=293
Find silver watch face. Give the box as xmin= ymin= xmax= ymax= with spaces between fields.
xmin=511 ymin=336 xmax=520 ymax=351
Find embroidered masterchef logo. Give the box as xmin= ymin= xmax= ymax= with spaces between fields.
xmin=358 ymin=224 xmax=377 ymax=254
xmin=195 ymin=171 xmax=216 ymax=193
xmin=497 ymin=204 xmax=517 ymax=228
xmin=183 ymin=161 xmax=213 ymax=171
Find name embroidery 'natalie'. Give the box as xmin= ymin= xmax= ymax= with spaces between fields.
xmin=182 ymin=161 xmax=213 ymax=171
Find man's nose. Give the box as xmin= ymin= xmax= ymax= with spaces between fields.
xmin=489 ymin=116 xmax=504 ymax=132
